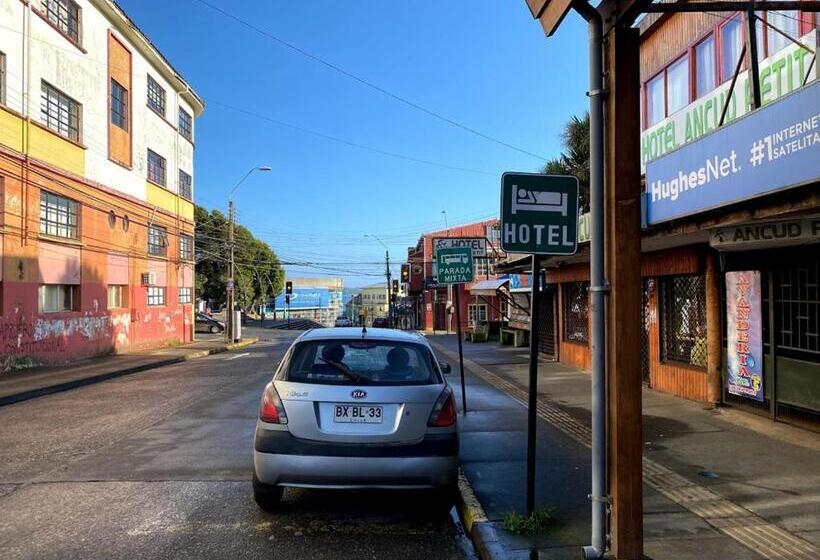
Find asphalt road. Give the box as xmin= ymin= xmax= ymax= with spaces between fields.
xmin=0 ymin=329 xmax=470 ymax=560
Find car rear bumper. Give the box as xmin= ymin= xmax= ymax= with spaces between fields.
xmin=253 ymin=431 xmax=458 ymax=489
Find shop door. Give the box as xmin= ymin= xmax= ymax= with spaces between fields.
xmin=537 ymin=285 xmax=557 ymax=358
xmin=434 ymin=302 xmax=447 ymax=331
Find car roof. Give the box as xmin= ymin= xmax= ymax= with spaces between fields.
xmin=296 ymin=327 xmax=429 ymax=346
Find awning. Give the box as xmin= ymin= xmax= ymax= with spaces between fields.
xmin=470 ymin=278 xmax=509 ymax=297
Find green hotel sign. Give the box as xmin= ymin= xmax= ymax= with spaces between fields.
xmin=641 ymin=30 xmax=817 ymax=171
xmin=435 ymin=247 xmax=474 ymax=285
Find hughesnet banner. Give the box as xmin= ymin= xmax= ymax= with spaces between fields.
xmin=726 ymin=271 xmax=764 ymax=402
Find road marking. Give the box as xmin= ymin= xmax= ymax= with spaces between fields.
xmin=224 ymin=352 xmax=250 ymax=361
xmin=429 ymin=340 xmax=820 ymax=560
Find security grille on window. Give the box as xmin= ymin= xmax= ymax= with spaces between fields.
xmin=178 ymin=287 xmax=192 ymax=304
xmin=41 ymin=81 xmax=81 ymax=142
xmin=660 ymin=274 xmax=707 ymax=366
xmin=147 ymin=75 xmax=165 ymax=116
xmin=179 ymin=234 xmax=193 ymax=261
xmin=107 ymin=285 xmax=126 ymax=309
xmin=147 ymin=149 xmax=166 ymax=186
xmin=39 ymin=284 xmax=78 ymax=313
xmin=468 ymin=304 xmax=488 ymax=326
xmin=179 ymin=170 xmax=192 ymax=200
xmin=40 ymin=191 xmax=78 ymax=239
xmin=41 ymin=0 xmax=81 ymax=43
xmin=562 ymin=281 xmax=590 ymax=344
xmin=110 ymin=79 xmax=127 ymax=130
xmin=148 ymin=224 xmax=167 ymax=256
xmin=147 ymin=286 xmax=165 ymax=306
xmin=178 ymin=108 xmax=192 ymax=140
xmin=774 ymin=255 xmax=819 ymax=359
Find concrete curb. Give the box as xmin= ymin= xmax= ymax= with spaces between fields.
xmin=456 ymin=469 xmax=507 ymax=560
xmin=0 ymin=337 xmax=259 ymax=407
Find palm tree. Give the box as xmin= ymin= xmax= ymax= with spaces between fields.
xmin=542 ymin=113 xmax=590 ymax=211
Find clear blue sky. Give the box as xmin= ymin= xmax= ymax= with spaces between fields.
xmin=120 ymin=0 xmax=590 ymax=288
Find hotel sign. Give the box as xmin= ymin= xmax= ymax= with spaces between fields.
xmin=645 ymin=80 xmax=820 ymax=225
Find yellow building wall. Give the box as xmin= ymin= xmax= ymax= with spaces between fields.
xmin=146 ymin=182 xmax=194 ymax=221
xmin=0 ymin=107 xmax=24 ymax=153
xmin=27 ymin=124 xmax=85 ymax=176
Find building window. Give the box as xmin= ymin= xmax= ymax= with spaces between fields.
xmin=660 ymin=274 xmax=707 ymax=366
xmin=562 ymin=281 xmax=589 ymax=344
xmin=40 ymin=191 xmax=79 ymax=239
xmin=41 ymin=81 xmax=81 ymax=142
xmin=39 ymin=284 xmax=78 ymax=313
xmin=147 ymin=149 xmax=166 ymax=186
xmin=720 ymin=15 xmax=744 ymax=82
xmin=766 ymin=11 xmax=800 ymax=57
xmin=666 ymin=55 xmax=690 ymax=115
xmin=147 ymin=286 xmax=165 ymax=306
xmin=694 ymin=36 xmax=717 ymax=99
xmin=147 ymin=75 xmax=166 ymax=116
xmin=773 ymin=253 xmax=819 ymax=359
xmin=110 ymin=79 xmax=127 ymax=130
xmin=178 ymin=108 xmax=192 ymax=140
xmin=646 ymin=73 xmax=665 ymax=127
xmin=179 ymin=170 xmax=192 ymax=200
xmin=179 ymin=234 xmax=193 ymax=261
xmin=41 ymin=0 xmax=81 ymax=44
xmin=107 ymin=285 xmax=126 ymax=309
xmin=148 ymin=224 xmax=167 ymax=257
xmin=0 ymin=51 xmax=6 ymax=106
xmin=468 ymin=304 xmax=488 ymax=326
xmin=178 ymin=287 xmax=192 ymax=304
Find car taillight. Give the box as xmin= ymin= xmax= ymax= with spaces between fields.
xmin=259 ymin=382 xmax=288 ymax=424
xmin=427 ymin=387 xmax=456 ymax=427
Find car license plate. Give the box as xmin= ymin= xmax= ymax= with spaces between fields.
xmin=333 ymin=404 xmax=383 ymax=424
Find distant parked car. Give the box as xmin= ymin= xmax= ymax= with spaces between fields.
xmin=334 ymin=316 xmax=352 ymax=327
xmin=371 ymin=317 xmax=389 ymax=328
xmin=195 ymin=312 xmax=225 ymax=334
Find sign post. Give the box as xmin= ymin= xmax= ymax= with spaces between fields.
xmin=436 ymin=246 xmax=475 ymax=414
xmin=501 ymin=172 xmax=579 ymax=517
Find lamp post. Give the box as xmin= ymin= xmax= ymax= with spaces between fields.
xmin=226 ymin=165 xmax=271 ymax=342
xmin=365 ymin=234 xmax=391 ymax=328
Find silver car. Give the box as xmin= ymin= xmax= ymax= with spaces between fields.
xmin=252 ymin=327 xmax=458 ymax=509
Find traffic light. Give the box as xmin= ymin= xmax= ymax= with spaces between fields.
xmin=401 ymin=264 xmax=409 ymax=283
xmin=285 ymin=281 xmax=292 ymax=295
xmin=392 ymin=279 xmax=399 ymax=294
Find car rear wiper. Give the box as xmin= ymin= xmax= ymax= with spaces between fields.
xmin=319 ymin=358 xmax=365 ymax=384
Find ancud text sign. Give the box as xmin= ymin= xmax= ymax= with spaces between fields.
xmin=500 ymin=173 xmax=579 ymax=255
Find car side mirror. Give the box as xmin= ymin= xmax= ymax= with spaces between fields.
xmin=441 ymin=363 xmax=452 ymax=374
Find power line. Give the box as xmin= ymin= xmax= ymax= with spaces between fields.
xmin=190 ymin=0 xmax=548 ymax=161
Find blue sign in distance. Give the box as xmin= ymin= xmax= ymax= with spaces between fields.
xmin=646 ymin=80 xmax=820 ymax=225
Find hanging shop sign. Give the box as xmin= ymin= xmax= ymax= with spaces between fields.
xmin=646 ymin=79 xmax=820 ymax=225
xmin=432 ymin=237 xmax=487 ymax=258
xmin=710 ymin=217 xmax=820 ymax=251
xmin=726 ymin=271 xmax=764 ymax=402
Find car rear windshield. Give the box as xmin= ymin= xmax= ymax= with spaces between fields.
xmin=282 ymin=340 xmax=441 ymax=386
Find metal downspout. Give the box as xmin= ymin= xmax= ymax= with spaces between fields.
xmin=572 ymin=1 xmax=607 ymax=558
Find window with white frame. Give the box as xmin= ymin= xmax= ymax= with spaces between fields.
xmin=40 ymin=191 xmax=79 ymax=239
xmin=179 ymin=234 xmax=193 ymax=261
xmin=107 ymin=285 xmax=126 ymax=309
xmin=468 ymin=303 xmax=488 ymax=326
xmin=178 ymin=287 xmax=192 ymax=304
xmin=147 ymin=286 xmax=165 ymax=306
xmin=41 ymin=81 xmax=81 ymax=142
xmin=148 ymin=224 xmax=167 ymax=257
xmin=39 ymin=284 xmax=78 ymax=313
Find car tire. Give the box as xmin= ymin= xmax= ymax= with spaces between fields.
xmin=433 ymin=482 xmax=459 ymax=511
xmin=253 ymin=473 xmax=283 ymax=511
xmin=209 ymin=325 xmax=220 ymax=334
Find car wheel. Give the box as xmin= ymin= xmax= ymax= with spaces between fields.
xmin=209 ymin=325 xmax=220 ymax=334
xmin=433 ymin=482 xmax=459 ymax=511
xmin=253 ymin=473 xmax=283 ymax=511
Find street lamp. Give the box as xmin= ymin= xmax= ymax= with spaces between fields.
xmin=226 ymin=165 xmax=272 ymax=342
xmin=364 ymin=234 xmax=392 ymax=328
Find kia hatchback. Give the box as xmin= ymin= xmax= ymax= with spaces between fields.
xmin=252 ymin=327 xmax=458 ymax=509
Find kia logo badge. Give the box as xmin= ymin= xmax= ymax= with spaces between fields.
xmin=351 ymin=389 xmax=367 ymax=399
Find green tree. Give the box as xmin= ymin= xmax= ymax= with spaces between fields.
xmin=542 ymin=113 xmax=590 ymax=212
xmin=194 ymin=205 xmax=284 ymax=312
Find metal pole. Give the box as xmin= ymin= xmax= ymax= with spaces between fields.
xmin=526 ymin=255 xmax=540 ymax=517
xmin=454 ymin=286 xmax=467 ymax=414
xmin=746 ymin=5 xmax=762 ymax=110
xmin=573 ymin=2 xmax=607 ymax=557
xmin=227 ymin=199 xmax=235 ymax=342
xmin=385 ymin=250 xmax=392 ymax=327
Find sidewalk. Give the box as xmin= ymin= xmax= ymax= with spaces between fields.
xmin=0 ymin=336 xmax=258 ymax=406
xmin=428 ymin=334 xmax=820 ymax=560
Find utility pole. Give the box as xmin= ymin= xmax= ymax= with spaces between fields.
xmin=226 ymin=200 xmax=235 ymax=342
xmin=385 ymin=249 xmax=392 ymax=327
